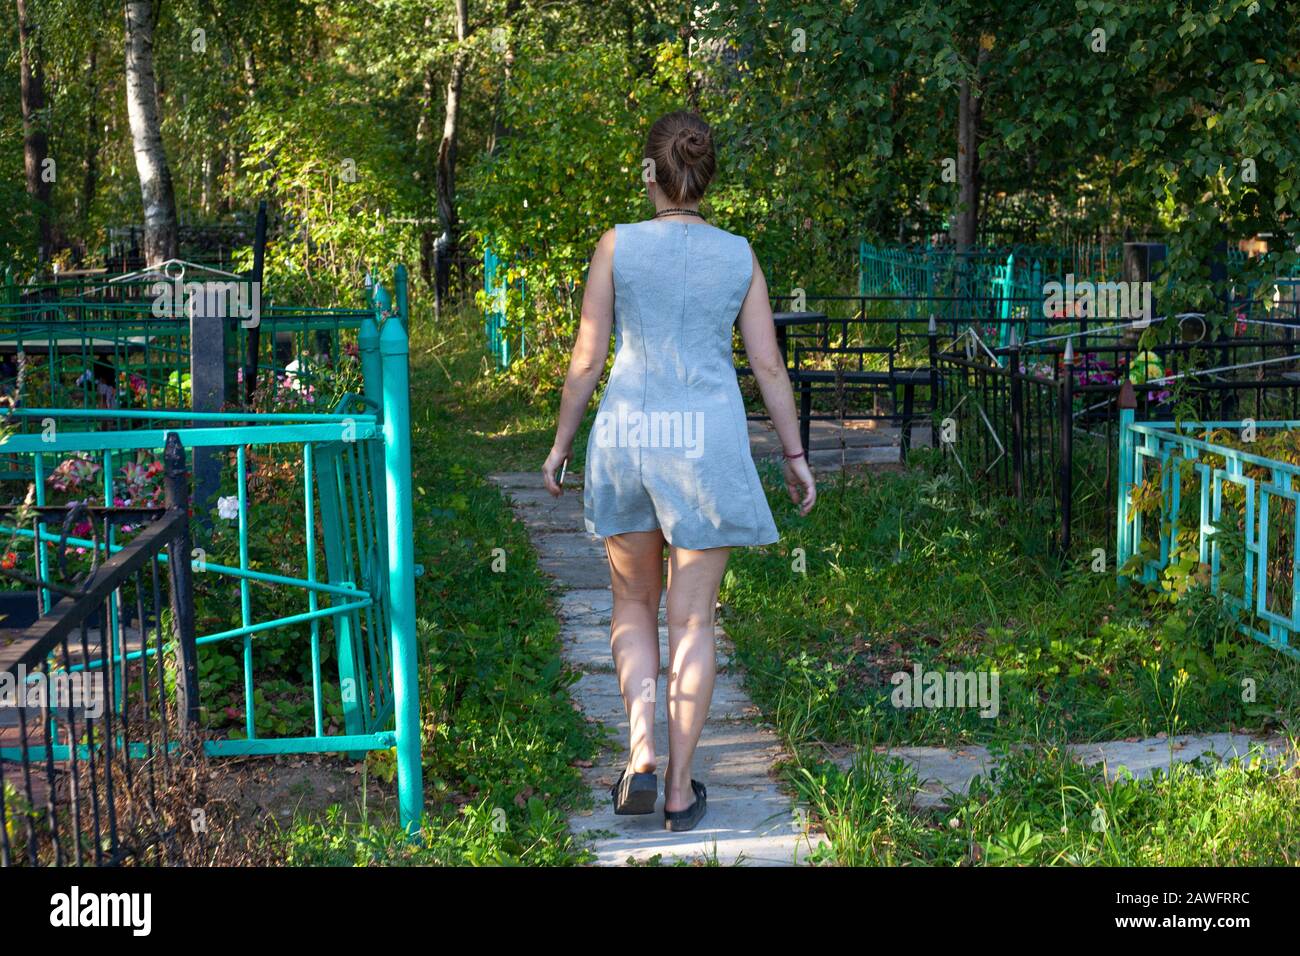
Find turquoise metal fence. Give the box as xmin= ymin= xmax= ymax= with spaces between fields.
xmin=858 ymin=242 xmax=1050 ymax=329
xmin=858 ymin=241 xmax=1123 ymax=324
xmin=1115 ymin=397 xmax=1300 ymax=660
xmin=0 ymin=285 xmax=425 ymax=830
xmin=0 ymin=286 xmax=373 ymax=417
xmin=483 ymin=243 xmax=524 ymax=368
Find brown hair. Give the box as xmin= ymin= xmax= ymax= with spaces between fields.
xmin=644 ymin=111 xmax=716 ymax=205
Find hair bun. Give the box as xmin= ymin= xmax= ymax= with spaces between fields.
xmin=672 ymin=128 xmax=711 ymax=167
xmin=644 ymin=111 xmax=716 ymax=204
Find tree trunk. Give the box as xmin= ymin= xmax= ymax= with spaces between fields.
xmin=124 ymin=0 xmax=179 ymax=265
xmin=953 ymin=47 xmax=988 ymax=253
xmin=16 ymin=0 xmax=53 ymax=262
xmin=200 ymin=153 xmax=215 ymax=215
xmin=488 ymin=0 xmax=521 ymax=155
xmin=417 ymin=14 xmax=437 ymax=287
xmin=82 ymin=43 xmax=101 ymax=227
xmin=679 ymin=9 xmax=696 ymax=109
xmin=434 ymin=0 xmax=470 ymax=318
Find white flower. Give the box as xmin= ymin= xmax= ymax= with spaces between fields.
xmin=216 ymin=496 xmax=240 ymax=521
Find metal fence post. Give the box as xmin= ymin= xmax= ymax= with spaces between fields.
xmin=1115 ymin=382 xmax=1137 ymax=585
xmin=799 ymin=376 xmax=812 ymax=455
xmin=394 ymin=264 xmax=409 ymax=332
xmin=372 ymin=279 xmax=392 ymax=317
xmin=243 ymin=200 xmax=268 ymax=403
xmin=928 ymin=315 xmax=940 ymax=448
xmin=1059 ymin=338 xmax=1074 ymax=553
xmin=899 ymin=382 xmax=915 ymax=465
xmin=380 ymin=314 xmax=424 ymax=835
xmin=359 ymin=307 xmax=384 ymax=414
xmin=358 ymin=304 xmax=382 ymax=522
xmin=1009 ymin=327 xmax=1024 ymax=499
xmin=163 ymin=432 xmax=200 ymax=735
xmin=359 ymin=301 xmax=389 ymax=575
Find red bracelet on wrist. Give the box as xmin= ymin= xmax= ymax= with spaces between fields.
xmin=783 ymin=449 xmax=806 ymax=460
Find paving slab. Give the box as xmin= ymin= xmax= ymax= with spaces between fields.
xmin=1068 ymin=733 xmax=1290 ymax=778
xmin=538 ymin=557 xmax=612 ymax=589
xmin=562 ymin=621 xmax=736 ymax=674
xmin=556 ymin=588 xmax=615 ymax=624
xmin=867 ymin=745 xmax=997 ymax=809
xmin=747 ymin=419 xmax=932 ymax=472
xmin=809 ymin=445 xmax=905 ymax=469
xmin=492 ymin=472 xmax=825 ymax=866
xmin=573 ymin=672 xmax=760 ymax=726
xmin=532 ymin=533 xmax=607 ymax=562
xmin=850 ymin=733 xmax=1292 ymax=809
xmin=487 ymin=472 xmax=544 ymax=490
xmin=570 ymin=782 xmax=815 ymax=866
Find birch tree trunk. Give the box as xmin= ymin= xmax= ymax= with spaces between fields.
xmin=124 ymin=0 xmax=179 ymax=265
xmin=16 ymin=0 xmax=53 ymax=261
xmin=434 ymin=0 xmax=470 ymax=317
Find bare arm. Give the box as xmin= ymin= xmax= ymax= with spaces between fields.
xmin=737 ymin=245 xmax=816 ymax=515
xmin=543 ymin=228 xmax=615 ymax=495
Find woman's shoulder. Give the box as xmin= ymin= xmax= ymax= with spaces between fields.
xmin=700 ymin=224 xmax=753 ymax=261
xmin=711 ymin=224 xmax=751 ymax=248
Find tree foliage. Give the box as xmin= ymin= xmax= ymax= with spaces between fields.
xmin=0 ymin=0 xmax=1294 ymax=313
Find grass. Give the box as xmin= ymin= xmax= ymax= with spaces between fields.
xmin=790 ymin=740 xmax=1300 ymax=866
xmin=722 ymin=450 xmax=1300 ymax=750
xmin=718 ymin=447 xmax=1300 ymax=864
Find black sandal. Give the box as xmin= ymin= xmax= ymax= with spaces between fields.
xmin=663 ymin=780 xmax=707 ymax=832
xmin=611 ymin=767 xmax=658 ymax=815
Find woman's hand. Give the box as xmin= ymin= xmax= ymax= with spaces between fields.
xmin=542 ymin=445 xmax=570 ymax=497
xmin=782 ymin=454 xmax=816 ymax=516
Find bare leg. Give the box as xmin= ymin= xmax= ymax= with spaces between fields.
xmin=604 ymin=530 xmax=666 ymax=775
xmin=663 ymin=544 xmax=731 ymax=812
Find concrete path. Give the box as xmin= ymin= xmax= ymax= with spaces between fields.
xmin=852 ymin=733 xmax=1292 ymax=808
xmin=488 ymin=471 xmax=824 ymax=866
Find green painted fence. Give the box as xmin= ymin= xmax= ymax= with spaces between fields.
xmin=0 ymin=272 xmax=424 ymax=832
xmin=483 ymin=243 xmax=525 ymax=368
xmin=1116 ymin=405 xmax=1300 ymax=660
xmin=0 ymin=282 xmax=375 ymax=418
xmin=859 ymin=241 xmax=1124 ymax=310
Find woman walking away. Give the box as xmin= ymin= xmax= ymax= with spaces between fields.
xmin=542 ymin=110 xmax=816 ymax=833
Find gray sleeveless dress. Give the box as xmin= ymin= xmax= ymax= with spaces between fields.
xmin=582 ymin=219 xmax=779 ymax=550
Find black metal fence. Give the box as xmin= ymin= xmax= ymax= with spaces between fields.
xmin=931 ymin=308 xmax=1300 ymax=552
xmin=735 ymin=294 xmax=980 ymax=462
xmin=1006 ymin=313 xmax=1300 ymax=426
xmin=737 ymin=292 xmax=1300 ymax=552
xmin=0 ymin=433 xmax=199 ymax=866
xmin=934 ymin=332 xmax=1076 ymax=549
